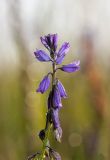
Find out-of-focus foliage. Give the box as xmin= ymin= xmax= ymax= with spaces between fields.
xmin=0 ymin=0 xmax=110 ymax=160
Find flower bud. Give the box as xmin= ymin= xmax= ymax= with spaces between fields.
xmin=60 ymin=60 xmax=80 ymax=73
xmin=34 ymin=50 xmax=51 ymax=62
xmin=53 ymin=87 xmax=62 ymax=109
xmin=57 ymin=80 xmax=67 ymax=98
xmin=51 ymin=109 xmax=62 ymax=142
xmin=49 ymin=148 xmax=61 ymax=160
xmin=56 ymin=42 xmax=70 ymax=64
xmin=40 ymin=34 xmax=58 ymax=52
xmin=37 ymin=74 xmax=50 ymax=94
xmin=54 ymin=127 xmax=62 ymax=142
xmin=39 ymin=129 xmax=45 ymax=141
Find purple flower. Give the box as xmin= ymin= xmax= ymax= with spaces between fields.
xmin=40 ymin=34 xmax=58 ymax=52
xmin=37 ymin=74 xmax=50 ymax=93
xmin=54 ymin=126 xmax=62 ymax=142
xmin=32 ymin=33 xmax=80 ymax=160
xmin=51 ymin=109 xmax=62 ymax=142
xmin=34 ymin=50 xmax=51 ymax=62
xmin=53 ymin=87 xmax=62 ymax=108
xmin=56 ymin=42 xmax=70 ymax=64
xmin=49 ymin=148 xmax=61 ymax=160
xmin=51 ymin=109 xmax=60 ymax=129
xmin=60 ymin=60 xmax=80 ymax=73
xmin=53 ymin=34 xmax=58 ymax=52
xmin=57 ymin=80 xmax=67 ymax=98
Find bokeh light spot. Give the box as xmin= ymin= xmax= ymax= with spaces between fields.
xmin=68 ymin=132 xmax=82 ymax=147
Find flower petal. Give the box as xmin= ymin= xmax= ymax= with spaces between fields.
xmin=53 ymin=87 xmax=62 ymax=108
xmin=51 ymin=108 xmax=62 ymax=142
xmin=37 ymin=74 xmax=50 ymax=93
xmin=40 ymin=37 xmax=49 ymax=50
xmin=57 ymin=80 xmax=67 ymax=98
xmin=34 ymin=50 xmax=51 ymax=62
xmin=56 ymin=42 xmax=70 ymax=64
xmin=40 ymin=34 xmax=58 ymax=52
xmin=51 ymin=109 xmax=60 ymax=129
xmin=60 ymin=60 xmax=80 ymax=73
xmin=54 ymin=127 xmax=62 ymax=142
xmin=56 ymin=54 xmax=65 ymax=65
xmin=49 ymin=148 xmax=61 ymax=160
xmin=53 ymin=34 xmax=58 ymax=51
xmin=58 ymin=42 xmax=70 ymax=56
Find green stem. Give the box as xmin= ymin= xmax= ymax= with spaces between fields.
xmin=38 ymin=59 xmax=56 ymax=160
xmin=39 ymin=123 xmax=51 ymax=160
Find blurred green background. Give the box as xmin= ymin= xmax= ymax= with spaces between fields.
xmin=0 ymin=0 xmax=110 ymax=160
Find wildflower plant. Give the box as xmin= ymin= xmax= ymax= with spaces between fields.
xmin=28 ymin=34 xmax=80 ymax=160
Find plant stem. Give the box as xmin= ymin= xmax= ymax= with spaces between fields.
xmin=38 ymin=123 xmax=51 ymax=160
xmin=38 ymin=60 xmax=56 ymax=160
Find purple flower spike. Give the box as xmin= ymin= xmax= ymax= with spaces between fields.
xmin=53 ymin=87 xmax=62 ymax=108
xmin=57 ymin=80 xmax=67 ymax=98
xmin=56 ymin=42 xmax=70 ymax=64
xmin=34 ymin=50 xmax=51 ymax=62
xmin=60 ymin=60 xmax=80 ymax=73
xmin=37 ymin=75 xmax=50 ymax=93
xmin=40 ymin=34 xmax=58 ymax=52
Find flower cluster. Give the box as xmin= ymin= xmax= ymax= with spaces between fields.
xmin=34 ymin=34 xmax=80 ymax=160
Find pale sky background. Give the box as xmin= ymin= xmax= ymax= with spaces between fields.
xmin=0 ymin=0 xmax=110 ymax=69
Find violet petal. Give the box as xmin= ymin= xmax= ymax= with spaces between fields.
xmin=49 ymin=148 xmax=61 ymax=160
xmin=60 ymin=60 xmax=80 ymax=73
xmin=53 ymin=34 xmax=58 ymax=51
xmin=53 ymin=87 xmax=62 ymax=108
xmin=40 ymin=37 xmax=49 ymax=50
xmin=51 ymin=109 xmax=60 ymax=129
xmin=37 ymin=75 xmax=50 ymax=93
xmin=56 ymin=42 xmax=70 ymax=64
xmin=34 ymin=50 xmax=51 ymax=62
xmin=56 ymin=54 xmax=65 ymax=65
xmin=54 ymin=127 xmax=62 ymax=142
xmin=40 ymin=34 xmax=58 ymax=52
xmin=57 ymin=80 xmax=67 ymax=98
